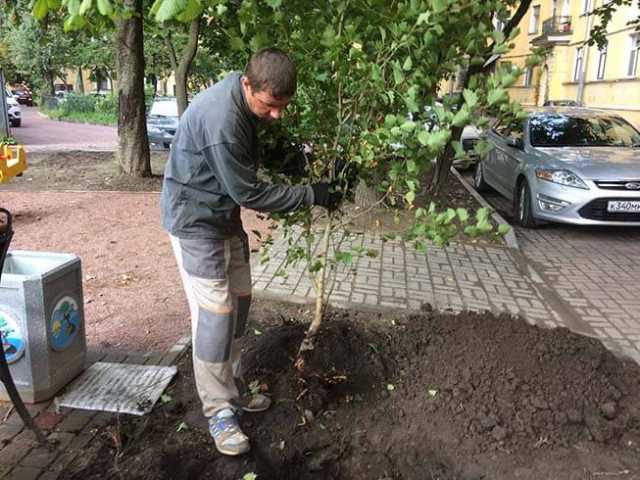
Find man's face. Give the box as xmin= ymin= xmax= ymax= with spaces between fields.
xmin=241 ymin=76 xmax=291 ymax=123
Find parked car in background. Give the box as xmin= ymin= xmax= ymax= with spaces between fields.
xmin=474 ymin=108 xmax=640 ymax=227
xmin=5 ymin=88 xmax=21 ymax=127
xmin=11 ymin=86 xmax=33 ymax=106
xmin=146 ymin=97 xmax=179 ymax=149
xmin=543 ymin=99 xmax=578 ymax=107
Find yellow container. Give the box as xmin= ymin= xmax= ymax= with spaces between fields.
xmin=0 ymin=145 xmax=28 ymax=184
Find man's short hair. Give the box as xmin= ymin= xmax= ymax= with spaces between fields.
xmin=244 ymin=47 xmax=296 ymax=98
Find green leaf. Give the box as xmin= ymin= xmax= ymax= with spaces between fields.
xmin=63 ymin=14 xmax=86 ymax=31
xmin=366 ymin=249 xmax=379 ymax=258
xmin=176 ymin=422 xmax=187 ymax=432
xmin=265 ymin=0 xmax=281 ymax=9
xmin=243 ymin=474 xmax=258 ymax=480
xmin=400 ymin=120 xmax=416 ymax=132
xmin=473 ymin=139 xmax=493 ymax=157
xmin=160 ymin=394 xmax=172 ymax=404
xmin=405 ymin=191 xmax=416 ymax=205
xmin=253 ymin=329 xmax=263 ymax=336
xmin=443 ymin=208 xmax=456 ymax=224
xmin=402 ymin=56 xmax=413 ymax=71
xmin=216 ymin=3 xmax=227 ymax=15
xmin=149 ymin=0 xmax=163 ymax=16
xmin=229 ymin=35 xmax=245 ymax=51
xmin=497 ymin=224 xmax=511 ymax=235
xmin=463 ymin=89 xmax=478 ymax=109
xmin=451 ymin=105 xmax=470 ymax=127
xmin=452 ymin=140 xmax=465 ymax=159
xmin=68 ymin=0 xmax=80 ymax=16
xmin=32 ymin=0 xmax=49 ymax=20
xmin=431 ymin=0 xmax=447 ymax=13
xmin=176 ymin=0 xmax=202 ymax=21
xmin=417 ymin=11 xmax=430 ymax=25
xmin=384 ymin=114 xmax=398 ymax=127
xmin=419 ymin=129 xmax=451 ymax=151
xmin=456 ymin=208 xmax=469 ymax=222
xmin=79 ymin=0 xmax=92 ymax=15
xmin=487 ymin=87 xmax=507 ymax=106
xmin=96 ymin=0 xmax=113 ymax=16
xmin=393 ymin=63 xmax=403 ymax=85
xmin=406 ymin=159 xmax=417 ymax=173
xmin=386 ymin=384 xmax=395 ymax=391
xmin=417 ymin=130 xmax=430 ymax=146
xmin=335 ymin=251 xmax=353 ymax=265
xmin=492 ymin=29 xmax=505 ymax=44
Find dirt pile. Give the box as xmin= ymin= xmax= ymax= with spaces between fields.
xmin=59 ymin=308 xmax=640 ymax=480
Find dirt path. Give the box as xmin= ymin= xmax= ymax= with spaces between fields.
xmin=1 ymin=191 xmax=271 ymax=353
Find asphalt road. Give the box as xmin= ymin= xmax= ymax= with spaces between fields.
xmin=11 ymin=106 xmax=117 ymax=151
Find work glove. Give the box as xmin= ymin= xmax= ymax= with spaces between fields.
xmin=332 ymin=158 xmax=358 ymax=200
xmin=311 ymin=183 xmax=343 ymax=211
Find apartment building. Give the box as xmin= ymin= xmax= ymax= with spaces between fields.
xmin=501 ymin=0 xmax=640 ymax=125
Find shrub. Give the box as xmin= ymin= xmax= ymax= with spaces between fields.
xmin=60 ymin=93 xmax=97 ymax=115
xmin=95 ymin=95 xmax=117 ymax=115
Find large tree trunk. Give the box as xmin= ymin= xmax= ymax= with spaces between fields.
xmin=165 ymin=17 xmax=201 ymax=117
xmin=114 ymin=0 xmax=151 ymax=177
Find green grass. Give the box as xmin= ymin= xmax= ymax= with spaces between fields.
xmin=41 ymin=108 xmax=117 ymax=126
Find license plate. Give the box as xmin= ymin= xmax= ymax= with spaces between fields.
xmin=607 ymin=200 xmax=640 ymax=213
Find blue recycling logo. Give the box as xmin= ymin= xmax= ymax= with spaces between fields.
xmin=50 ymin=296 xmax=80 ymax=351
xmin=0 ymin=310 xmax=25 ymax=364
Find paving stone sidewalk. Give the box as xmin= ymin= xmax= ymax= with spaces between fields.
xmin=0 ymin=337 xmax=190 ymax=480
xmin=251 ymin=228 xmax=640 ymax=364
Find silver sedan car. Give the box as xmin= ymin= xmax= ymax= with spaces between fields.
xmin=474 ymin=108 xmax=640 ymax=227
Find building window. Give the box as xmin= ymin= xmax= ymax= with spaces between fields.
xmin=529 ymin=5 xmax=541 ymax=34
xmin=574 ymin=46 xmax=584 ymax=81
xmin=500 ymin=61 xmax=513 ymax=73
xmin=582 ymin=0 xmax=591 ymax=14
xmin=628 ymin=35 xmax=640 ymax=77
xmin=596 ymin=43 xmax=607 ymax=80
xmin=524 ymin=67 xmax=534 ymax=87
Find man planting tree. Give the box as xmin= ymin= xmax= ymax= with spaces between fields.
xmin=160 ymin=47 xmax=342 ymax=456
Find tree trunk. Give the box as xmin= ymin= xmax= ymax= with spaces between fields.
xmin=75 ymin=67 xmax=85 ymax=94
xmin=44 ymin=71 xmax=55 ymax=96
xmin=430 ymin=125 xmax=462 ymax=194
xmin=165 ymin=17 xmax=201 ymax=117
xmin=114 ymin=0 xmax=151 ymax=177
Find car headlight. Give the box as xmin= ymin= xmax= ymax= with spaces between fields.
xmin=535 ymin=168 xmax=589 ymax=189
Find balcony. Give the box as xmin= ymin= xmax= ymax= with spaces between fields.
xmin=532 ymin=16 xmax=572 ymax=46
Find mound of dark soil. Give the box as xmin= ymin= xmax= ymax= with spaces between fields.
xmin=59 ymin=308 xmax=640 ymax=480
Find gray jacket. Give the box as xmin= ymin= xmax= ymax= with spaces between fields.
xmin=160 ymin=72 xmax=314 ymax=239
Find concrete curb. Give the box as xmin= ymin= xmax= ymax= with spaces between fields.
xmin=158 ymin=335 xmax=191 ymax=366
xmin=450 ymin=166 xmax=520 ymax=250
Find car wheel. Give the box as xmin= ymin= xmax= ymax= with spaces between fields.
xmin=163 ymin=142 xmax=171 ymax=149
xmin=473 ymin=162 xmax=490 ymax=192
xmin=10 ymin=119 xmax=21 ymax=128
xmin=516 ymin=181 xmax=538 ymax=228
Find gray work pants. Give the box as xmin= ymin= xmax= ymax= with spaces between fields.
xmin=170 ymin=234 xmax=252 ymax=417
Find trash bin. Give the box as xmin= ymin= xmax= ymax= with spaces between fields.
xmin=0 ymin=250 xmax=86 ymax=403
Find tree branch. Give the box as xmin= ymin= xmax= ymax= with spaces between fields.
xmin=164 ymin=32 xmax=178 ymax=73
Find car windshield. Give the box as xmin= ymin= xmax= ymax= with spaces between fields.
xmin=149 ymin=99 xmax=178 ymax=117
xmin=530 ymin=114 xmax=640 ymax=147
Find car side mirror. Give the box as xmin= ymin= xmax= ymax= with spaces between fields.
xmin=507 ymin=137 xmax=524 ymax=150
